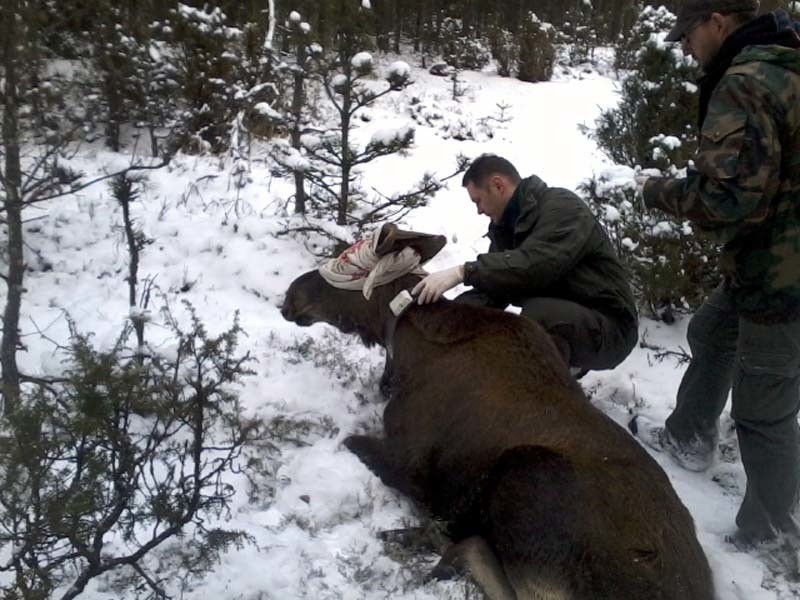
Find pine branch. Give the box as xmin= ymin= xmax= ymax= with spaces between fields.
xmin=7 ymin=159 xmax=170 ymax=211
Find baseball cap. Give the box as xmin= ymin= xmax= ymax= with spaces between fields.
xmin=665 ymin=0 xmax=760 ymax=42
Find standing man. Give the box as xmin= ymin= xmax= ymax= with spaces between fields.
xmin=413 ymin=154 xmax=638 ymax=374
xmin=632 ymin=2 xmax=800 ymax=546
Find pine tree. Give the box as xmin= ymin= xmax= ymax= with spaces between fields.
xmin=440 ymin=17 xmax=492 ymax=72
xmin=582 ymin=5 xmax=717 ymax=320
xmin=170 ymin=3 xmax=245 ymax=153
xmin=517 ymin=13 xmax=556 ymax=83
xmin=488 ymin=24 xmax=519 ymax=78
xmin=270 ymin=9 xmax=318 ymax=216
xmin=594 ymin=5 xmax=698 ymax=169
xmin=562 ymin=0 xmax=599 ymax=66
xmin=276 ymin=1 xmax=467 ymax=244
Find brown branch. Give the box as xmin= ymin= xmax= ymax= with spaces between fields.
xmin=132 ymin=563 xmax=169 ymax=599
xmin=13 ymin=159 xmax=169 ymax=210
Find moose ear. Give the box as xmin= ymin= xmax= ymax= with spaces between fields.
xmin=375 ymin=223 xmax=399 ymax=256
xmin=374 ymin=223 xmax=446 ymax=264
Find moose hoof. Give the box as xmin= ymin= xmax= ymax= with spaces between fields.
xmin=379 ymin=527 xmax=440 ymax=553
xmin=378 ymin=527 xmax=424 ymax=544
xmin=343 ymin=434 xmax=376 ymax=456
xmin=343 ymin=435 xmax=388 ymax=472
xmin=428 ymin=560 xmax=460 ymax=582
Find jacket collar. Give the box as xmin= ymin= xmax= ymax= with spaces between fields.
xmin=489 ymin=175 xmax=548 ymax=236
xmin=497 ymin=185 xmax=522 ymax=229
xmin=698 ymin=10 xmax=800 ymax=128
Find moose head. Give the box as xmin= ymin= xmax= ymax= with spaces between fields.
xmin=281 ymin=223 xmax=446 ymax=346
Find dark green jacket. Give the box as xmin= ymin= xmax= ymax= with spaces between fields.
xmin=643 ymin=45 xmax=800 ymax=323
xmin=463 ymin=176 xmax=638 ymax=326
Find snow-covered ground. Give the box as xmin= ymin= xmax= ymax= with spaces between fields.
xmin=7 ymin=53 xmax=797 ymax=599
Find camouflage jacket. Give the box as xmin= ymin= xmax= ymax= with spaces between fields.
xmin=463 ymin=176 xmax=638 ymax=326
xmin=643 ymin=45 xmax=800 ymax=323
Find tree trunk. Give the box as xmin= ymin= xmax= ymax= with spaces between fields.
xmin=414 ymin=0 xmax=422 ymax=51
xmin=291 ymin=45 xmax=307 ymax=214
xmin=117 ymin=176 xmax=145 ymax=357
xmin=148 ymin=124 xmax=159 ymax=157
xmin=1 ymin=0 xmax=23 ymax=414
xmin=337 ymin=66 xmax=353 ymax=226
xmin=393 ymin=0 xmax=401 ymax=53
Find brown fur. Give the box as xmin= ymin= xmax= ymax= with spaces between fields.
xmin=282 ymin=268 xmax=716 ymax=600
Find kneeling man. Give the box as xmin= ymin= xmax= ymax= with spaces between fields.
xmin=414 ymin=154 xmax=638 ymax=373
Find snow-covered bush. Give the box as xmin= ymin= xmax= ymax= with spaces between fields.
xmin=0 ymin=309 xmax=260 ymax=598
xmin=488 ymin=26 xmax=519 ymax=77
xmin=408 ymin=95 xmax=494 ymax=142
xmin=614 ymin=4 xmax=673 ymax=71
xmin=581 ymin=5 xmax=711 ymax=321
xmin=440 ymin=18 xmax=492 ymax=71
xmin=169 ymin=3 xmax=281 ymax=154
xmin=517 ymin=13 xmax=556 ymax=83
xmin=580 ymin=170 xmax=719 ymax=321
xmin=560 ymin=2 xmax=598 ymax=66
xmin=592 ymin=5 xmax=698 ymax=169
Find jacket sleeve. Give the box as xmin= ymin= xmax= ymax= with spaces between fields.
xmin=642 ymin=70 xmax=783 ymax=244
xmin=463 ymin=192 xmax=595 ymax=296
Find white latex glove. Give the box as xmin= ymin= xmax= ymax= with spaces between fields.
xmin=412 ymin=265 xmax=465 ymax=304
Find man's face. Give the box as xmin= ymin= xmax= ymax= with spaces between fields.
xmin=680 ymin=13 xmax=729 ymax=68
xmin=466 ymin=177 xmax=512 ymax=223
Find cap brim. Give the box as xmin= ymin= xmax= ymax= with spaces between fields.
xmin=665 ymin=22 xmax=686 ymax=42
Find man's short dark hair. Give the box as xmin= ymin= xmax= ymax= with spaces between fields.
xmin=462 ymin=154 xmax=522 ymax=188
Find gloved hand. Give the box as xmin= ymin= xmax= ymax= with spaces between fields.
xmin=412 ymin=265 xmax=464 ymax=304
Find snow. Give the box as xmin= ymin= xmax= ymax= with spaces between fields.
xmin=387 ymin=60 xmax=411 ymax=80
xmin=147 ymin=44 xmax=161 ymax=62
xmin=5 ymin=50 xmax=797 ymax=600
xmin=650 ymin=134 xmax=683 ymax=150
xmin=369 ymin=125 xmax=413 ymax=147
xmin=603 ymin=204 xmax=622 ymax=222
xmin=299 ymin=133 xmax=322 ymax=150
xmin=254 ymin=101 xmax=282 ymax=120
xmin=279 ymin=145 xmax=312 ymax=172
xmin=331 ymin=73 xmax=348 ymax=91
xmin=351 ymin=51 xmax=373 ymax=69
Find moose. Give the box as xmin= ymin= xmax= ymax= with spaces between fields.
xmin=281 ymin=224 xmax=715 ymax=600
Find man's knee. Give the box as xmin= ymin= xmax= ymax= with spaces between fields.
xmin=686 ymin=294 xmax=737 ymax=353
xmin=454 ymin=289 xmax=506 ymax=309
xmin=548 ymin=333 xmax=571 ymax=367
xmin=686 ymin=311 xmax=721 ymax=352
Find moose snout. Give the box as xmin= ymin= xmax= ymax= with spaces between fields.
xmin=280 ymin=303 xmax=292 ymax=321
xmin=280 ymin=302 xmax=312 ymax=326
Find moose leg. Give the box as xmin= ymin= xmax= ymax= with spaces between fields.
xmin=430 ymin=536 xmax=517 ymax=600
xmin=380 ymin=527 xmax=430 ymax=548
xmin=379 ymin=355 xmax=393 ymax=398
xmin=379 ymin=521 xmax=451 ymax=554
xmin=484 ymin=446 xmax=576 ymax=600
xmin=343 ymin=434 xmax=411 ymax=494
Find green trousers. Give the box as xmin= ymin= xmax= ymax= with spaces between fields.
xmin=666 ymin=284 xmax=800 ymax=539
xmin=454 ymin=290 xmax=638 ymax=371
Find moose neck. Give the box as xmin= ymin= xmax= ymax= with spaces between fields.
xmin=370 ymin=274 xmax=421 ymax=349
